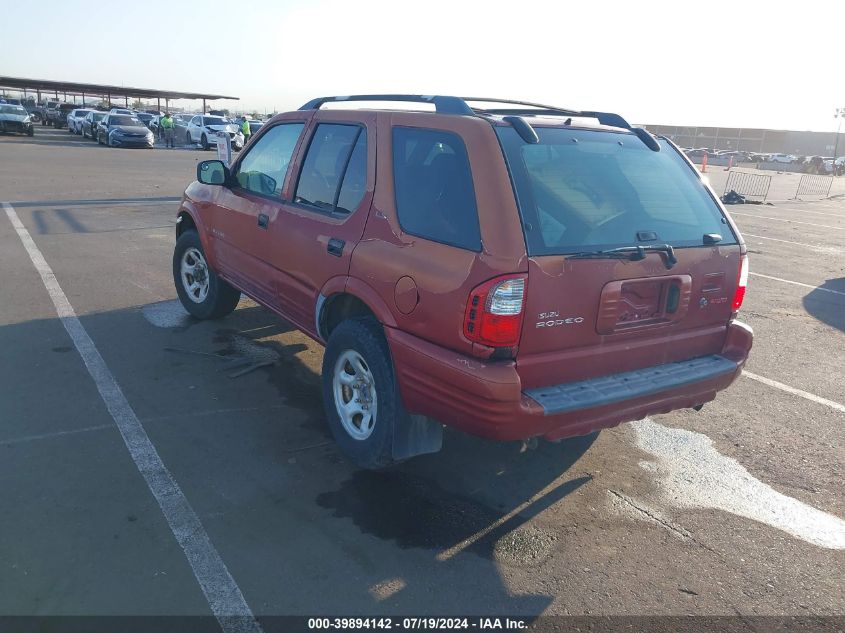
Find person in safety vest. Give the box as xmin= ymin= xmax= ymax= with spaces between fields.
xmin=240 ymin=117 xmax=251 ymax=145
xmin=160 ymin=113 xmax=175 ymax=148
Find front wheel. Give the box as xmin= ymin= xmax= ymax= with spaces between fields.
xmin=201 ymin=133 xmax=209 ymax=150
xmin=186 ymin=131 xmax=192 ymax=146
xmin=321 ymin=318 xmax=405 ymax=470
xmin=173 ymin=229 xmax=240 ymax=319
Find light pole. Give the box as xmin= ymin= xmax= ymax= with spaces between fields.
xmin=833 ymin=107 xmax=845 ymax=160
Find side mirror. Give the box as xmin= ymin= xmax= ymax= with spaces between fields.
xmin=197 ymin=160 xmax=229 ymax=186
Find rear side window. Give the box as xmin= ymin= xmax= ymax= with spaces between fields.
xmin=497 ymin=127 xmax=735 ymax=255
xmin=235 ymin=123 xmax=304 ymax=197
xmin=295 ymin=123 xmax=366 ymax=214
xmin=392 ymin=127 xmax=480 ymax=251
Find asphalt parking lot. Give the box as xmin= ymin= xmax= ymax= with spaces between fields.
xmin=1 ymin=127 xmax=843 ymax=630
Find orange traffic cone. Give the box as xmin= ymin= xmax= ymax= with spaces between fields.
xmin=701 ymin=153 xmax=708 ymax=173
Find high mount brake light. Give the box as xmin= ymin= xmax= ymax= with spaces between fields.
xmin=463 ymin=275 xmax=527 ymax=347
xmin=733 ymin=255 xmax=748 ymax=311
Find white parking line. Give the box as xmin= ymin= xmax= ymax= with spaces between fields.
xmin=786 ymin=208 xmax=844 ymax=219
xmin=742 ymin=233 xmax=841 ymax=252
xmin=730 ymin=212 xmax=845 ymax=231
xmin=3 ymin=203 xmax=262 ymax=633
xmin=749 ymin=272 xmax=845 ymax=297
xmin=743 ymin=371 xmax=845 ymax=414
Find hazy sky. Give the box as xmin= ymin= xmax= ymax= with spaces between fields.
xmin=2 ymin=0 xmax=843 ymax=132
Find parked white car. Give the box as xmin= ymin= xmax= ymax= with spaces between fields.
xmin=67 ymin=109 xmax=94 ymax=134
xmin=768 ymin=153 xmax=797 ymax=163
xmin=185 ymin=115 xmax=244 ymax=150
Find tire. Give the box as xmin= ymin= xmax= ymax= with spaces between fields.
xmin=173 ymin=229 xmax=240 ymax=320
xmin=201 ymin=133 xmax=209 ymax=150
xmin=27 ymin=128 xmax=34 ymax=137
xmin=321 ymin=318 xmax=405 ymax=470
xmin=186 ymin=131 xmax=192 ymax=146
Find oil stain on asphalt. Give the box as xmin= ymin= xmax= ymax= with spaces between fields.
xmin=317 ymin=470 xmax=587 ymax=565
xmin=631 ymin=418 xmax=845 ymax=549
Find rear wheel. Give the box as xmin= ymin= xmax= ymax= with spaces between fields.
xmin=321 ymin=318 xmax=405 ymax=470
xmin=173 ymin=229 xmax=240 ymax=319
xmin=186 ymin=131 xmax=192 ymax=146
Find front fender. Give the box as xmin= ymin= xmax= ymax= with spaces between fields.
xmin=176 ymin=199 xmax=218 ymax=271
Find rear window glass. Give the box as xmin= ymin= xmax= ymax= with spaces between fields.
xmin=496 ymin=127 xmax=735 ymax=255
xmin=392 ymin=127 xmax=480 ymax=251
xmin=295 ymin=124 xmax=364 ymax=214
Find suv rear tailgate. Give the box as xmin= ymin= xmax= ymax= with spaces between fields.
xmin=517 ymin=247 xmax=741 ymax=390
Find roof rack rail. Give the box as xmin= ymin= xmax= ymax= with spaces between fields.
xmin=460 ymin=97 xmax=580 ymax=117
xmin=297 ymin=94 xmax=660 ymax=151
xmin=298 ymin=94 xmax=473 ymax=115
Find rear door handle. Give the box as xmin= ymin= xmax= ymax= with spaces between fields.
xmin=327 ymin=238 xmax=345 ymax=257
xmin=257 ymin=213 xmax=269 ymax=229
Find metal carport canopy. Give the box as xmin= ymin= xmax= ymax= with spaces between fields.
xmin=0 ymin=76 xmax=238 ymax=102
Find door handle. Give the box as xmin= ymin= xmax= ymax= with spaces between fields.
xmin=327 ymin=238 xmax=345 ymax=257
xmin=257 ymin=213 xmax=269 ymax=229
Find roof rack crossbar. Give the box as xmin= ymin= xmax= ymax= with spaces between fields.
xmin=299 ymin=94 xmax=473 ymax=115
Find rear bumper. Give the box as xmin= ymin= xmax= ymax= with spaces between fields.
xmin=386 ymin=320 xmax=753 ymax=441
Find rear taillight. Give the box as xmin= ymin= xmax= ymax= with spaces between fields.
xmin=732 ymin=255 xmax=749 ymax=311
xmin=463 ymin=275 xmax=527 ymax=347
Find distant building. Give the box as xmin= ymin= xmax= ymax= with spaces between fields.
xmin=644 ymin=124 xmax=845 ymax=156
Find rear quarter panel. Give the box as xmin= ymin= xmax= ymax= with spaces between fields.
xmin=349 ymin=111 xmax=527 ymax=357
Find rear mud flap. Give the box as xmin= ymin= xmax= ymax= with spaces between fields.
xmin=393 ymin=413 xmax=443 ymax=460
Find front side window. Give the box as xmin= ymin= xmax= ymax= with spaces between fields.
xmin=392 ymin=127 xmax=481 ymax=251
xmin=496 ymin=127 xmax=736 ymax=255
xmin=235 ymin=123 xmax=304 ymax=197
xmin=294 ymin=124 xmax=366 ymax=214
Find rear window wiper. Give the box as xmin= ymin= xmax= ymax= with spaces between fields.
xmin=567 ymin=244 xmax=678 ymax=269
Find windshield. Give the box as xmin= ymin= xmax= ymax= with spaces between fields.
xmin=203 ymin=117 xmax=228 ymax=126
xmin=496 ymin=126 xmax=736 ymax=255
xmin=0 ymin=105 xmax=27 ymax=115
xmin=110 ymin=115 xmax=142 ymax=126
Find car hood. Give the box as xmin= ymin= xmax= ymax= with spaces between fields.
xmin=110 ymin=125 xmax=150 ymax=134
xmin=0 ymin=113 xmax=30 ymax=123
xmin=206 ymin=124 xmax=237 ymax=133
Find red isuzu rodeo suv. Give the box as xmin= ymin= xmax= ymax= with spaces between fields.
xmin=172 ymin=95 xmax=753 ymax=468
